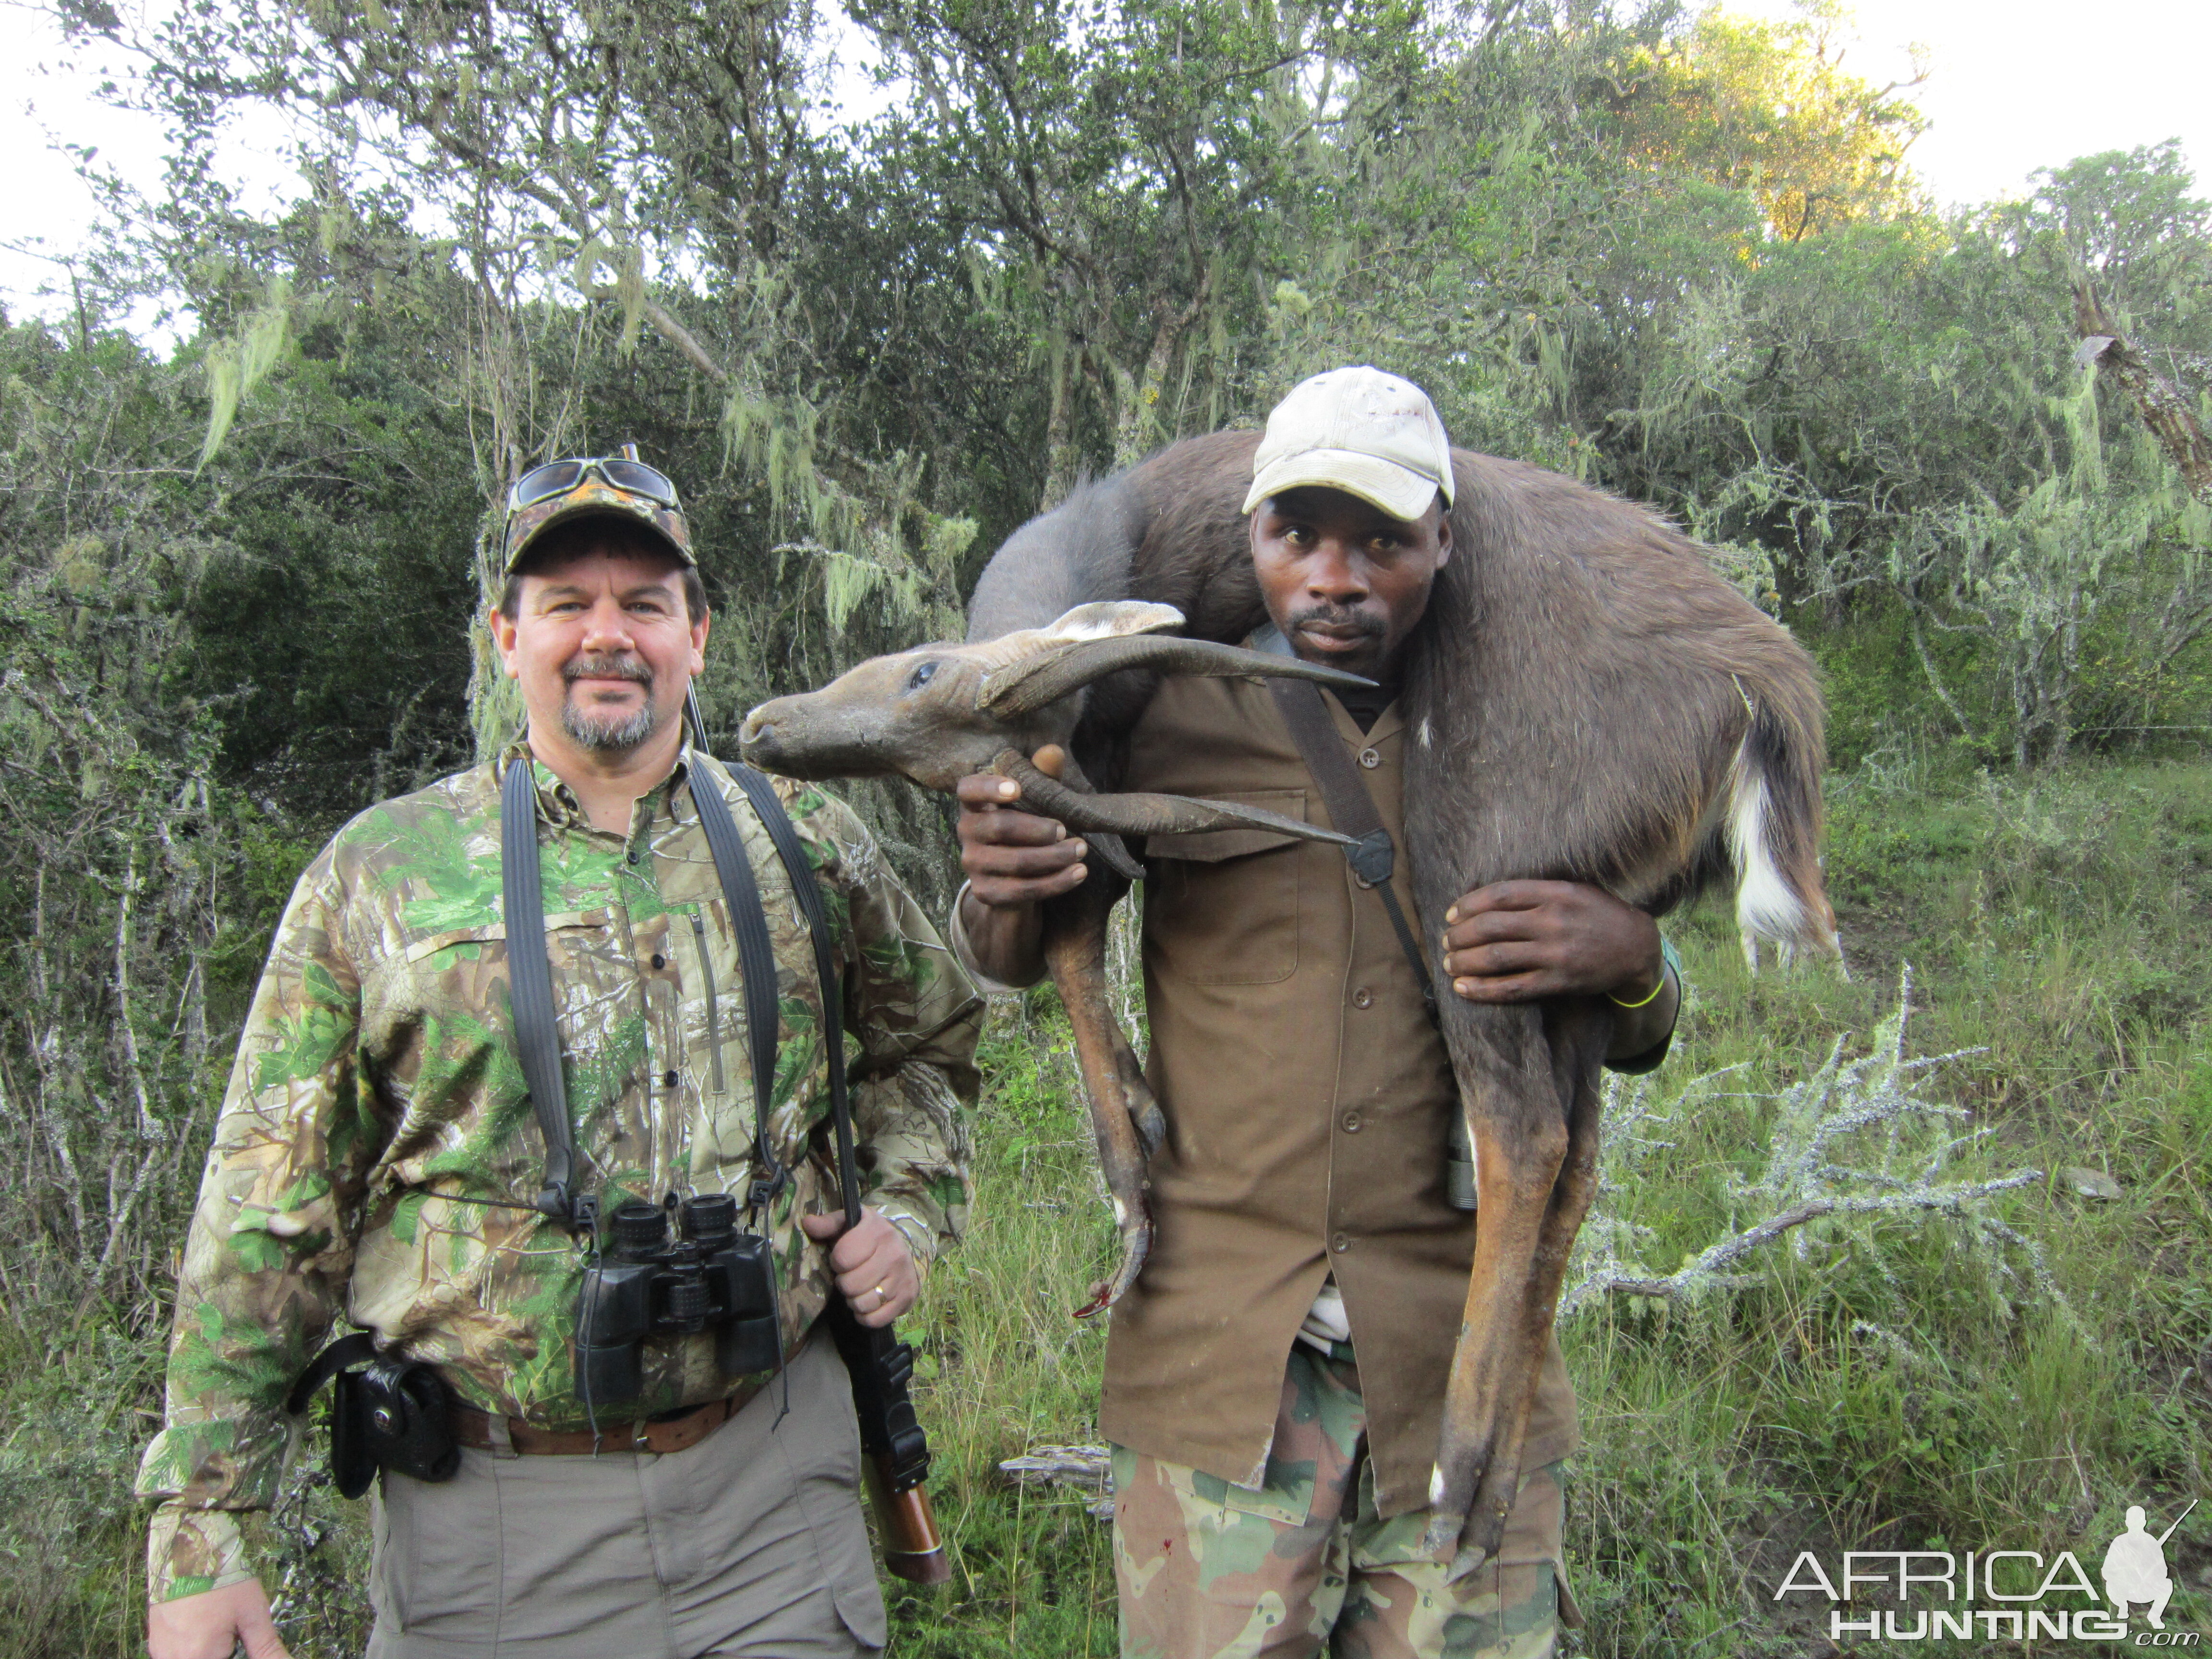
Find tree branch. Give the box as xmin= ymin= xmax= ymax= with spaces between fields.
xmin=2073 ymin=280 xmax=2212 ymax=507
xmin=581 ymin=282 xmax=730 ymax=382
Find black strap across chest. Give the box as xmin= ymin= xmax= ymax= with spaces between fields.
xmin=715 ymin=765 xmax=866 ymax=1228
xmin=500 ymin=750 xmax=837 ymax=1232
xmin=502 ymin=758 xmax=585 ymax=1226
xmin=1267 ymin=678 xmax=1437 ymax=1013
xmin=1268 ymin=680 xmax=1478 ymax=1210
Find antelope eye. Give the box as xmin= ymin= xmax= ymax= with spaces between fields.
xmin=905 ymin=660 xmax=940 ymax=691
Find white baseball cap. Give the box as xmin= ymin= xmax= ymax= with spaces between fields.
xmin=1241 ymin=366 xmax=1455 ymax=521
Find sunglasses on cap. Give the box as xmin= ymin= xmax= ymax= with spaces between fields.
xmin=508 ymin=455 xmax=682 ymax=512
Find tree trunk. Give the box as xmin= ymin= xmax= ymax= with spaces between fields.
xmin=2074 ymin=282 xmax=2212 ymax=507
xmin=1113 ymin=276 xmax=1216 ymax=471
xmin=1040 ymin=337 xmax=1082 ymax=512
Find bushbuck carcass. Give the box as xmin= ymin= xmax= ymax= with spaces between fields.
xmin=741 ymin=429 xmax=1835 ymax=1570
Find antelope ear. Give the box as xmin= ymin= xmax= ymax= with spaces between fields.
xmin=1039 ymin=601 xmax=1185 ymax=642
xmin=980 ymin=632 xmax=1376 ymax=717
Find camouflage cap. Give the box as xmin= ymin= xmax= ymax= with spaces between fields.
xmin=502 ymin=454 xmax=696 ymax=574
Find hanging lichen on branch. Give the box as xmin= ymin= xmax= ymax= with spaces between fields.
xmin=196 ymin=278 xmax=297 ymax=469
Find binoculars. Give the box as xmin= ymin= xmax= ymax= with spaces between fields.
xmin=573 ymin=1193 xmax=781 ymax=1407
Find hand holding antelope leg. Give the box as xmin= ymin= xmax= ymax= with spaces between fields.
xmin=1440 ymin=879 xmax=1672 ymax=1031
xmin=1422 ymin=883 xmax=1670 ymax=1570
xmin=957 ymin=765 xmax=1162 ymax=1313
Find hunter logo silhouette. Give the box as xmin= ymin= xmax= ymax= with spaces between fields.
xmin=2104 ymin=1501 xmax=2194 ymax=1630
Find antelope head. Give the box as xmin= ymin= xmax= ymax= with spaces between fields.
xmin=738 ymin=602 xmax=1370 ymax=844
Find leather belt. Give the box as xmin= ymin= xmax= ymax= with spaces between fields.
xmin=452 ymin=1383 xmax=754 ymax=1457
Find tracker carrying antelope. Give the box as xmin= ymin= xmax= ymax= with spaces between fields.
xmin=741 ymin=369 xmax=1835 ymax=1646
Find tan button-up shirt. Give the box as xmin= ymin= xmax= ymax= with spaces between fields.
xmin=1097 ymin=672 xmax=1577 ymax=1516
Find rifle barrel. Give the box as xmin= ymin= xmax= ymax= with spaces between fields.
xmin=2154 ymin=1498 xmax=2197 ymax=1547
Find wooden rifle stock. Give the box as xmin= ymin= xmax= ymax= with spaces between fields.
xmin=826 ymin=1298 xmax=952 ymax=1585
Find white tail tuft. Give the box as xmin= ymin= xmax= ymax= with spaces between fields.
xmin=1726 ymin=736 xmax=1809 ymax=960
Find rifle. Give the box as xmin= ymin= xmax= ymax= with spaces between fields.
xmin=690 ymin=690 xmax=953 ymax=1587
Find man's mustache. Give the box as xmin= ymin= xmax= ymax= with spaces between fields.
xmin=562 ymin=654 xmax=654 ymax=687
xmin=1285 ymin=605 xmax=1384 ymax=641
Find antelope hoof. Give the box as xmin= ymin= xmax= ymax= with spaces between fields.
xmin=1075 ymin=1216 xmax=1150 ymax=1320
xmin=1118 ymin=1056 xmax=1168 ymax=1162
xmin=1418 ymin=1511 xmax=1508 ymax=1584
xmin=1420 ymin=1509 xmax=1466 ymax=1564
xmin=1445 ymin=1542 xmax=1493 ymax=1585
xmin=1426 ymin=1463 xmax=1519 ymax=1580
xmin=1423 ymin=1427 xmax=1515 ymax=1573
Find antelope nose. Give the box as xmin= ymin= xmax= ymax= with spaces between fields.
xmin=738 ymin=709 xmax=775 ymax=747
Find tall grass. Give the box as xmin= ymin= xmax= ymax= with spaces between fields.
xmin=4 ymin=757 xmax=2207 ymax=1656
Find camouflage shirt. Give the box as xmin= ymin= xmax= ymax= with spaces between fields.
xmin=136 ymin=747 xmax=981 ymax=1602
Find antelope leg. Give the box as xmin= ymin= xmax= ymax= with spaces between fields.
xmin=1113 ymin=1013 xmax=1167 ymax=1160
xmin=1085 ymin=830 xmax=1145 ymax=884
xmin=1423 ymin=1003 xmax=1611 ymax=1575
xmin=1039 ymin=879 xmax=1155 ymax=1320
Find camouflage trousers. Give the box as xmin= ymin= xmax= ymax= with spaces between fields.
xmin=1111 ymin=1344 xmax=1575 ymax=1659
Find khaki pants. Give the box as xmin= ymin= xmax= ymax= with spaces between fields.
xmin=366 ymin=1334 xmax=886 ymax=1658
xmin=1111 ymin=1345 xmax=1577 ymax=1659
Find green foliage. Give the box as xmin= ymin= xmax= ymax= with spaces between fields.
xmin=197 ymin=276 xmax=296 ymax=468
xmin=48 ymin=0 xmax=2212 ymax=764
xmin=1562 ymin=759 xmax=2211 ymax=1650
xmin=1606 ymin=5 xmax=1929 ymax=242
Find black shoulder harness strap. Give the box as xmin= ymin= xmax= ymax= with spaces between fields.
xmin=685 ymin=752 xmax=794 ymax=1214
xmin=1268 ymin=679 xmax=1477 ymax=1211
xmin=436 ymin=737 xmax=929 ymax=1500
xmin=712 ymin=755 xmax=934 ymax=1498
xmin=286 ymin=1330 xmax=377 ymax=1414
xmin=707 ymin=761 xmax=865 ymax=1230
xmin=501 ymin=750 xmax=795 ymax=1230
xmin=502 ymin=757 xmax=585 ymax=1227
xmin=1268 ymin=678 xmax=1436 ymax=1013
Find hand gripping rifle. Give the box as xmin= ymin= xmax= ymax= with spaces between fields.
xmin=688 ymin=691 xmax=953 ymax=1586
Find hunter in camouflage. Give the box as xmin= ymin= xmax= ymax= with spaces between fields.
xmin=137 ymin=746 xmax=980 ymax=1602
xmin=141 ymin=453 xmax=981 ymax=1659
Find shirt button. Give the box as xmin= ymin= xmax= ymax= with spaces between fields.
xmin=1358 ymin=747 xmax=1381 ymax=769
xmin=662 ymin=1070 xmax=680 ymax=1089
xmin=1331 ymin=1232 xmax=1352 ymax=1254
xmin=626 ymin=848 xmax=641 ymax=865
xmin=650 ymin=953 xmax=666 ymax=971
xmin=1352 ymin=987 xmax=1374 ymax=1009
xmin=1341 ymin=1110 xmax=1363 ymax=1133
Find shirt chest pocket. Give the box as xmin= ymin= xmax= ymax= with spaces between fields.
xmin=398 ymin=910 xmax=621 ymax=1015
xmin=1142 ymin=789 xmax=1305 ymax=986
xmin=383 ymin=912 xmax=620 ymax=1144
